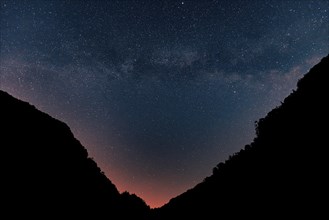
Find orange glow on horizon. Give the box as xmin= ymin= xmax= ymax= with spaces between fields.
xmin=70 ymin=132 xmax=184 ymax=209
xmin=97 ymin=161 xmax=190 ymax=209
xmin=100 ymin=165 xmax=175 ymax=208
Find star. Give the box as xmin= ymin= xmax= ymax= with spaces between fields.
xmin=1 ymin=0 xmax=327 ymax=209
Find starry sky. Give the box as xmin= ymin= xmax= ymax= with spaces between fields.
xmin=0 ymin=0 xmax=328 ymax=208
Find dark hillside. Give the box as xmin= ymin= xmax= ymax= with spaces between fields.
xmin=0 ymin=90 xmax=149 ymax=219
xmin=1 ymin=55 xmax=327 ymax=219
xmin=153 ymin=55 xmax=328 ymax=219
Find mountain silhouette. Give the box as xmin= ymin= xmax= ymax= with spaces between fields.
xmin=1 ymin=55 xmax=327 ymax=219
xmin=152 ymin=55 xmax=328 ymax=219
xmin=0 ymin=90 xmax=150 ymax=218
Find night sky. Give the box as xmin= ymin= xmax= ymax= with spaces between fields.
xmin=1 ymin=0 xmax=328 ymax=208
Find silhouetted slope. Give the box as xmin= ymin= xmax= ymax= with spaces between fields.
xmin=153 ymin=55 xmax=328 ymax=219
xmin=2 ymin=55 xmax=327 ymax=219
xmin=0 ymin=91 xmax=150 ymax=218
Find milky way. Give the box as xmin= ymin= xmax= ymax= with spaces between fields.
xmin=0 ymin=0 xmax=328 ymax=207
